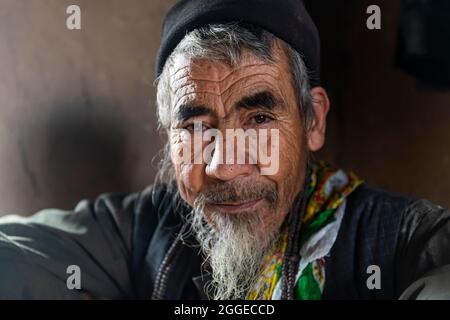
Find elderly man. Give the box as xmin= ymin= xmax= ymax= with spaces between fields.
xmin=0 ymin=0 xmax=450 ymax=300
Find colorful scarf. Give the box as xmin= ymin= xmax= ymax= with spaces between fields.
xmin=247 ymin=161 xmax=364 ymax=300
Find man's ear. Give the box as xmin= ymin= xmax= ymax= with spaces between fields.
xmin=307 ymin=86 xmax=330 ymax=152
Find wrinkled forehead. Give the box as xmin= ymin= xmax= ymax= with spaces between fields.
xmin=169 ymin=53 xmax=271 ymax=83
xmin=167 ymin=46 xmax=292 ymax=111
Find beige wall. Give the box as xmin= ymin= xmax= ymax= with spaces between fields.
xmin=0 ymin=0 xmax=176 ymax=215
xmin=0 ymin=0 xmax=449 ymax=216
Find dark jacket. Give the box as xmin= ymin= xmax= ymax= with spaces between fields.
xmin=0 ymin=183 xmax=449 ymax=299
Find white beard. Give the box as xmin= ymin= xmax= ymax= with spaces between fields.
xmin=188 ymin=200 xmax=278 ymax=300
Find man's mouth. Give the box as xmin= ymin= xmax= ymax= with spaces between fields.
xmin=210 ymin=198 xmax=263 ymax=214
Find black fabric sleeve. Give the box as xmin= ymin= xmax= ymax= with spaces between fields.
xmin=395 ymin=199 xmax=450 ymax=299
xmin=0 ymin=190 xmax=142 ymax=299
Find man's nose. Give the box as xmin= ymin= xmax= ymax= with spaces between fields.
xmin=205 ymin=139 xmax=255 ymax=182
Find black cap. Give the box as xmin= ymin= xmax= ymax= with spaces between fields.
xmin=155 ymin=0 xmax=321 ymax=86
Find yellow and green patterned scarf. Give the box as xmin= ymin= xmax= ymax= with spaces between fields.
xmin=247 ymin=161 xmax=363 ymax=300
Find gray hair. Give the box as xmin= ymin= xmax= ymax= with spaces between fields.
xmin=154 ymin=23 xmax=315 ymax=185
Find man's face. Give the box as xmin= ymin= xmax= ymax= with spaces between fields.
xmin=168 ymin=40 xmax=309 ymax=238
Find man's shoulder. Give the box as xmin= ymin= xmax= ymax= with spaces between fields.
xmin=343 ymin=183 xmax=449 ymax=256
xmin=342 ymin=183 xmax=418 ymax=243
xmin=324 ymin=183 xmax=450 ymax=299
xmin=0 ymin=185 xmax=176 ymax=299
xmin=346 ymin=184 xmax=415 ymax=215
xmin=345 ymin=183 xmax=449 ymax=242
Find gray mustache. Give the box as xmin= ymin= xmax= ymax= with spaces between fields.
xmin=197 ymin=179 xmax=278 ymax=207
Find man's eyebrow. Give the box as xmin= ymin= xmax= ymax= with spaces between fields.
xmin=174 ymin=104 xmax=214 ymax=123
xmin=235 ymin=90 xmax=282 ymax=111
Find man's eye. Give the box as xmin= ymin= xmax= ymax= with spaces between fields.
xmin=250 ymin=114 xmax=273 ymax=125
xmin=183 ymin=122 xmax=208 ymax=132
